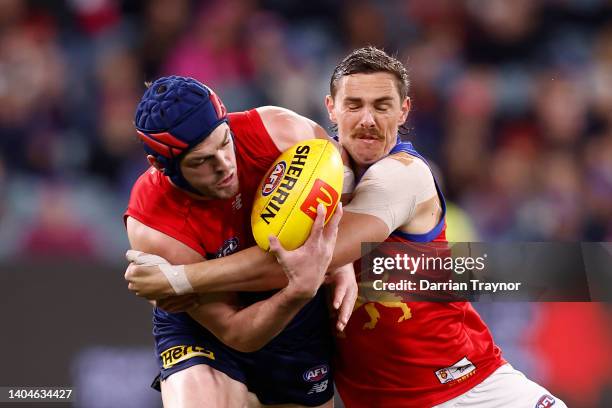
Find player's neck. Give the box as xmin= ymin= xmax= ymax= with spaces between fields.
xmin=343 ymin=148 xmax=370 ymax=180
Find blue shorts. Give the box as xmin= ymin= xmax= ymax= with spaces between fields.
xmin=152 ymin=289 xmax=334 ymax=406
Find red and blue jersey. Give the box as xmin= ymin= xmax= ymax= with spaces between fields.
xmin=335 ymin=141 xmax=505 ymax=408
xmin=125 ymin=109 xmax=335 ymax=406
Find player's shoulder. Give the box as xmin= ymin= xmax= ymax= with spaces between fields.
xmin=130 ymin=167 xmax=159 ymax=194
xmin=356 ymin=153 xmax=436 ymax=203
xmin=255 ymin=105 xmax=299 ymax=123
xmin=126 ymin=169 xmax=199 ymax=256
xmin=255 ymin=106 xmax=304 ymax=141
xmin=255 ymin=106 xmax=327 ymax=152
xmin=388 ymin=151 xmax=431 ymax=171
xmin=365 ymin=152 xmax=431 ymax=180
xmin=227 ymin=106 xmax=296 ymax=133
xmin=128 ymin=168 xmax=188 ymax=215
xmin=130 ymin=167 xmax=166 ymax=196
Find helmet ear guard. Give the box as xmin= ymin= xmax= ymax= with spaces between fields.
xmin=135 ymin=130 xmax=189 ymax=160
xmin=134 ymin=76 xmax=228 ymax=193
xmin=148 ymin=155 xmax=171 ymax=175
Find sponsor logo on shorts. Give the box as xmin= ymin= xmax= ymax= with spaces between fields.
xmin=299 ymin=179 xmax=339 ymax=222
xmin=216 ymin=237 xmax=239 ymax=258
xmin=160 ymin=345 xmax=215 ymax=369
xmin=303 ymin=364 xmax=329 ymax=382
xmin=307 ymin=380 xmax=328 ymax=394
xmin=434 ymin=357 xmax=476 ymax=384
xmin=535 ymin=395 xmax=556 ymax=408
xmin=262 ymin=161 xmax=287 ymax=196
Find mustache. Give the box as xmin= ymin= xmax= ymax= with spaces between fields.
xmin=352 ymin=129 xmax=383 ymax=139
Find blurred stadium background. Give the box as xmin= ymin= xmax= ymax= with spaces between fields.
xmin=0 ymin=0 xmax=610 ymax=407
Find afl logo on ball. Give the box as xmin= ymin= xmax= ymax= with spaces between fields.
xmin=262 ymin=161 xmax=286 ymax=196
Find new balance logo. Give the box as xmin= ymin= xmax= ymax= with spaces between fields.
xmin=307 ymin=380 xmax=328 ymax=395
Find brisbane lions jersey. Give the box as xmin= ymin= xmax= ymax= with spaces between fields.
xmin=125 ymin=109 xmax=280 ymax=259
xmin=335 ymin=142 xmax=505 ymax=408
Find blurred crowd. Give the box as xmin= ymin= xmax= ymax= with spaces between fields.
xmin=1 ymin=1 xmax=611 ymax=406
xmin=1 ymin=0 xmax=612 ymax=259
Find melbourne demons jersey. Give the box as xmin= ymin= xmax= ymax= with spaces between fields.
xmin=125 ymin=109 xmax=280 ymax=259
xmin=335 ymin=142 xmax=505 ymax=408
xmin=126 ymin=110 xmax=335 ymax=404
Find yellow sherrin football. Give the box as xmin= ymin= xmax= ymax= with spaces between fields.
xmin=251 ymin=139 xmax=343 ymax=251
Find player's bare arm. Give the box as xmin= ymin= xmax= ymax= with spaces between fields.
xmin=256 ymin=106 xmax=331 ymax=150
xmin=126 ymin=244 xmax=283 ymax=297
xmin=124 ymin=150 xmax=433 ymax=330
xmin=126 ymin=204 xmax=341 ymax=352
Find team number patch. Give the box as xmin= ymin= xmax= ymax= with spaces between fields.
xmin=160 ymin=345 xmax=215 ymax=369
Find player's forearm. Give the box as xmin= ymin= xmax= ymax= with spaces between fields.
xmin=329 ymin=236 xmax=361 ymax=271
xmin=328 ymin=211 xmax=391 ymax=270
xmin=185 ymin=246 xmax=288 ymax=292
xmin=189 ymin=289 xmax=310 ymax=353
xmin=328 ymin=222 xmax=368 ymax=270
xmin=183 ymin=209 xmax=353 ymax=294
xmin=225 ymin=289 xmax=310 ymax=352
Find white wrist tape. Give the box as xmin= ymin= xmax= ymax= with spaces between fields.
xmin=126 ymin=250 xmax=194 ymax=295
xmin=158 ymin=263 xmax=193 ymax=295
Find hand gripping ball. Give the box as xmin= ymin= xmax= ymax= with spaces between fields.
xmin=251 ymin=139 xmax=343 ymax=250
